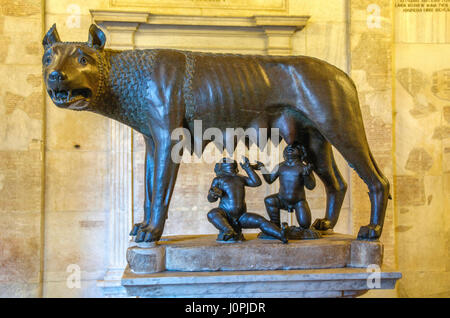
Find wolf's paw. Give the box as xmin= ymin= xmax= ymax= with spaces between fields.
xmin=135 ymin=224 xmax=163 ymax=242
xmin=357 ymin=224 xmax=382 ymax=241
xmin=312 ymin=218 xmax=333 ymax=231
xmin=130 ymin=222 xmax=147 ymax=236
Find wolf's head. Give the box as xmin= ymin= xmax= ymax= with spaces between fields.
xmin=42 ymin=24 xmax=107 ymax=111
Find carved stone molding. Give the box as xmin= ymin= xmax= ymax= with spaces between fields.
xmin=91 ymin=10 xmax=309 ymax=54
xmin=91 ymin=10 xmax=308 ymax=27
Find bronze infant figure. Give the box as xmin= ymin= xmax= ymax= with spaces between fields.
xmin=207 ymin=157 xmax=288 ymax=243
xmin=257 ymin=144 xmax=321 ymax=240
xmin=42 ymin=24 xmax=390 ymax=242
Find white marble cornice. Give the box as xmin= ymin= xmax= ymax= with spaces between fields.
xmin=91 ymin=10 xmax=310 ymax=55
xmin=91 ymin=10 xmax=309 ymax=31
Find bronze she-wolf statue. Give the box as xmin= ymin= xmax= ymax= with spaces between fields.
xmin=42 ymin=24 xmax=390 ymax=242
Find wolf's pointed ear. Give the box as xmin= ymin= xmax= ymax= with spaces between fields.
xmin=88 ymin=24 xmax=106 ymax=50
xmin=43 ymin=24 xmax=60 ymax=49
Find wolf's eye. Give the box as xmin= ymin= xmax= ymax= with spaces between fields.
xmin=79 ymin=56 xmax=88 ymax=65
xmin=44 ymin=56 xmax=52 ymax=66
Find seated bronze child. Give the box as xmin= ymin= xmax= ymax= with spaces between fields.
xmin=207 ymin=157 xmax=288 ymax=243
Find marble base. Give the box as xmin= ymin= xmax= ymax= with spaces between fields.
xmin=126 ymin=233 xmax=383 ymax=273
xmin=121 ymin=266 xmax=401 ymax=298
xmin=122 ymin=233 xmax=401 ymax=298
xmin=97 ymin=269 xmax=129 ymax=298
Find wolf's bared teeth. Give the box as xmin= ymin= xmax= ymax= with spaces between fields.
xmin=56 ymin=91 xmax=66 ymax=99
xmin=50 ymin=88 xmax=91 ymax=105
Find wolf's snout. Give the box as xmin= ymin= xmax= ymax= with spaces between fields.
xmin=48 ymin=70 xmax=67 ymax=82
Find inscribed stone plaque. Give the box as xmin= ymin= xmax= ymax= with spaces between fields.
xmin=395 ymin=0 xmax=450 ymax=13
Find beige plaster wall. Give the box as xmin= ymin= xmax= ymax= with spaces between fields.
xmin=349 ymin=0 xmax=396 ymax=298
xmin=42 ymin=0 xmax=111 ymax=297
xmin=0 ymin=0 xmax=44 ymax=297
xmin=350 ymin=0 xmax=397 ymax=277
xmin=393 ymin=4 xmax=450 ymax=297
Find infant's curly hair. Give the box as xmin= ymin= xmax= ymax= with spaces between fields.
xmin=214 ymin=158 xmax=238 ymax=175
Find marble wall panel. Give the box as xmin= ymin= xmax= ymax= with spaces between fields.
xmin=45 ymin=0 xmax=113 ymax=18
xmin=349 ymin=1 xmax=395 ymax=272
xmin=0 ymin=0 xmax=44 ymax=297
xmin=298 ymin=21 xmax=348 ymax=71
xmin=0 ymin=65 xmax=43 ymax=152
xmin=45 ymin=97 xmax=110 ymax=152
xmin=0 ymin=211 xmax=41 ymax=283
xmin=110 ymin=0 xmax=288 ymax=16
xmin=394 ymin=42 xmax=450 ymax=297
xmin=0 ymin=283 xmax=41 ymax=298
xmin=394 ymin=3 xmax=450 ymax=44
xmin=0 ymin=151 xmax=42 ymax=213
xmin=289 ymin=0 xmax=348 ymax=22
xmin=43 ymin=211 xmax=106 ymax=281
xmin=43 ymin=5 xmax=113 ymax=298
xmin=397 ymin=271 xmax=450 ymax=298
xmin=43 ymin=280 xmax=104 ymax=298
xmin=45 ymin=151 xmax=109 ymax=213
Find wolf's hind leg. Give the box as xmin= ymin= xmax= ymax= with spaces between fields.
xmin=305 ymin=131 xmax=347 ymax=231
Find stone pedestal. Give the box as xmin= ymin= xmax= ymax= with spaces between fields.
xmin=122 ymin=266 xmax=401 ymax=298
xmin=122 ymin=233 xmax=401 ymax=297
xmin=126 ymin=244 xmax=165 ymax=274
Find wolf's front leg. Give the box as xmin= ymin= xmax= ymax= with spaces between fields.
xmin=135 ymin=138 xmax=181 ymax=242
xmin=130 ymin=136 xmax=155 ymax=237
